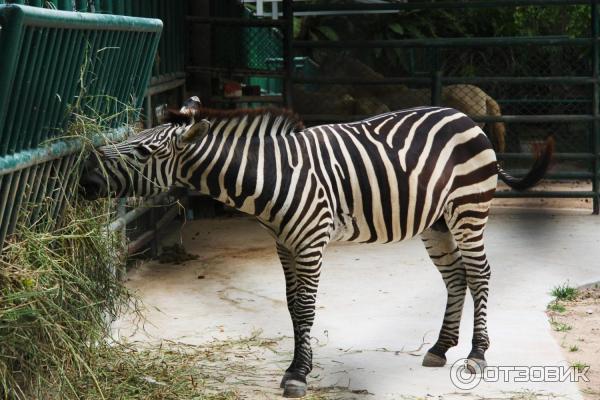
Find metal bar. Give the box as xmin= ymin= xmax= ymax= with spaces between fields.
xmin=0 ymin=127 xmax=130 ymax=176
xmin=138 ymin=30 xmax=162 ymax=109
xmin=186 ymin=65 xmax=285 ymax=77
xmin=293 ymin=0 xmax=592 ymax=13
xmin=57 ymin=0 xmax=72 ymax=11
xmin=2 ymin=28 xmax=33 ymax=154
xmin=0 ymin=172 xmax=16 ymax=245
xmin=20 ymin=27 xmax=59 ymax=151
xmin=149 ymin=71 xmax=186 ymax=86
xmin=6 ymin=168 xmax=29 ymax=238
xmin=47 ymin=28 xmax=84 ymax=135
xmin=76 ymin=0 xmax=87 ymax=12
xmin=494 ymin=191 xmax=596 ymax=198
xmin=497 ymin=152 xmax=596 ymax=161
xmin=504 ymin=171 xmax=594 ymax=179
xmin=29 ymin=160 xmax=54 ymax=226
xmin=127 ymin=230 xmax=154 ymax=255
xmin=292 ymin=76 xmax=432 ymax=85
xmin=185 ymin=15 xmax=286 ymax=27
xmin=0 ymin=6 xmax=26 ymax=155
xmin=293 ymin=75 xmax=597 ymax=85
xmin=293 ymin=37 xmax=595 ymax=49
xmin=0 ymin=174 xmax=14 ymax=247
xmin=11 ymin=26 xmax=52 ymax=152
xmin=0 ymin=4 xmax=163 ymax=32
xmin=300 ymin=114 xmax=600 ymax=124
xmin=145 ymin=78 xmax=186 ymax=97
xmin=145 ymin=95 xmax=152 ymax=129
xmin=431 ymin=70 xmax=442 ymax=106
xmin=126 ymin=203 xmax=179 ymax=255
xmin=282 ymin=0 xmax=293 ymax=107
xmin=210 ymin=95 xmax=283 ymax=104
xmin=442 ymin=76 xmax=597 ymax=85
xmin=31 ymin=28 xmax=68 ymax=145
xmin=471 ymin=115 xmax=599 ymax=123
xmin=593 ymin=0 xmax=600 ymax=214
xmin=108 ymin=191 xmax=172 ymax=232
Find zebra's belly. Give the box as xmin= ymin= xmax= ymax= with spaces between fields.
xmin=330 ymin=208 xmax=434 ymax=244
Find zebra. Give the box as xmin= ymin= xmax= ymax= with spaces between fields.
xmin=79 ymin=96 xmax=553 ymax=398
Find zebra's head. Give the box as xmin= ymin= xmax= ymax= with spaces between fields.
xmin=79 ymin=97 xmax=210 ymax=200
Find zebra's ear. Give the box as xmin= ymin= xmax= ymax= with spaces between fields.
xmin=180 ymin=119 xmax=211 ymax=144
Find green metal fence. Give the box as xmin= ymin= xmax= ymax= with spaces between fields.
xmin=281 ymin=0 xmax=600 ymax=213
xmin=0 ymin=0 xmax=185 ymax=84
xmin=0 ymin=4 xmax=162 ymax=251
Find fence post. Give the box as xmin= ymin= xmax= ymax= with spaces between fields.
xmin=592 ymin=0 xmax=599 ymax=214
xmin=431 ymin=70 xmax=442 ymax=107
xmin=282 ymin=0 xmax=293 ymax=108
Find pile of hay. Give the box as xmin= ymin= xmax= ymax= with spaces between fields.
xmin=0 ymin=199 xmax=127 ymax=399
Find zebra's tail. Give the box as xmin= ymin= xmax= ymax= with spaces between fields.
xmin=497 ymin=137 xmax=555 ymax=191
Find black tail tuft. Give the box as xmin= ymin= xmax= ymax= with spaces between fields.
xmin=497 ymin=137 xmax=555 ymax=191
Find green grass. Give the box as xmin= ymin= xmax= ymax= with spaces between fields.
xmin=571 ymin=361 xmax=590 ymax=373
xmin=551 ymin=321 xmax=572 ymax=332
xmin=569 ymin=345 xmax=579 ymax=352
xmin=547 ymin=302 xmax=566 ymax=313
xmin=551 ymin=283 xmax=578 ymax=301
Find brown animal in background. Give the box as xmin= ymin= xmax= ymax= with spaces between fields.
xmin=382 ymin=84 xmax=506 ymax=152
xmin=306 ymin=55 xmax=507 ymax=152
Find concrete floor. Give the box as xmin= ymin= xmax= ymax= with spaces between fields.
xmin=113 ymin=210 xmax=600 ymax=399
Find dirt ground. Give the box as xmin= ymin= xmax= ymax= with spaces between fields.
xmin=548 ymin=286 xmax=600 ymax=400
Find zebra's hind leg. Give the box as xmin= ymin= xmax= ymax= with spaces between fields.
xmin=447 ymin=202 xmax=492 ymax=373
xmin=277 ymin=242 xmax=324 ymax=398
xmin=420 ymin=219 xmax=467 ymax=367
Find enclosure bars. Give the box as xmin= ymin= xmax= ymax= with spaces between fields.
xmin=283 ymin=0 xmax=600 ymax=214
xmin=0 ymin=0 xmax=187 ymax=130
xmin=185 ymin=13 xmax=289 ymax=107
xmin=593 ymin=0 xmax=600 ymax=214
xmin=0 ymin=4 xmax=162 ymax=252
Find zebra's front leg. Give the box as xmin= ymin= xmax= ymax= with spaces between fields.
xmin=276 ymin=243 xmax=301 ymax=388
xmin=279 ymin=245 xmax=323 ymax=398
xmin=420 ymin=223 xmax=467 ymax=367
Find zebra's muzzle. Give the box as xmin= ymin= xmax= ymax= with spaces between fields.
xmin=79 ymin=171 xmax=108 ymax=200
xmin=79 ymin=155 xmax=110 ymax=200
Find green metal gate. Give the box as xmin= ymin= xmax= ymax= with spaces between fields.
xmin=0 ymin=3 xmax=162 ymax=251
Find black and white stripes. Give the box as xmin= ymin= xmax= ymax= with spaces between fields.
xmin=80 ymin=99 xmax=552 ymax=398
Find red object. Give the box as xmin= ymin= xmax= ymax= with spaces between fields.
xmin=224 ymin=82 xmax=242 ymax=98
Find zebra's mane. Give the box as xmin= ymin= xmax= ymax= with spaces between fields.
xmin=164 ymin=107 xmax=304 ymax=133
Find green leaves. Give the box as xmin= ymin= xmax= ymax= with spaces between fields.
xmin=314 ymin=25 xmax=339 ymax=41
xmin=387 ymin=23 xmax=404 ymax=36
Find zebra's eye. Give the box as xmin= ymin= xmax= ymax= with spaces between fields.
xmin=135 ymin=145 xmax=152 ymax=159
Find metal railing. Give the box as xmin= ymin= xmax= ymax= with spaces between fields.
xmin=280 ymin=0 xmax=600 ymax=214
xmin=0 ymin=4 xmax=162 ymax=251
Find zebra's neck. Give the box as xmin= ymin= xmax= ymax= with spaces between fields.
xmin=180 ymin=113 xmax=301 ymax=220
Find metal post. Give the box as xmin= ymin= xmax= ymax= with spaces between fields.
xmin=145 ymin=94 xmax=152 ymax=129
xmin=431 ymin=70 xmax=442 ymax=106
xmin=592 ymin=0 xmax=599 ymax=214
xmin=282 ymin=0 xmax=293 ymax=108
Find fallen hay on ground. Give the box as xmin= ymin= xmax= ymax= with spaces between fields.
xmin=0 ymin=198 xmax=355 ymax=399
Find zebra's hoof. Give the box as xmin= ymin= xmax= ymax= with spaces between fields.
xmin=283 ymin=379 xmax=307 ymax=398
xmin=280 ymin=371 xmax=294 ymax=388
xmin=422 ymin=351 xmax=446 ymax=367
xmin=465 ymin=358 xmax=487 ymax=374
